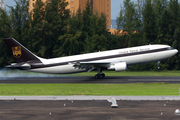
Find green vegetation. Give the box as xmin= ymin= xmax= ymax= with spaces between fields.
xmin=0 ymin=83 xmax=179 ymax=96
xmin=0 ymin=0 xmax=180 ymax=71
xmin=1 ymin=70 xmax=180 ymax=96
xmin=116 ymin=0 xmax=180 ymax=71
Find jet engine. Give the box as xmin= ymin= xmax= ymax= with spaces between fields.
xmin=108 ymin=62 xmax=127 ymax=72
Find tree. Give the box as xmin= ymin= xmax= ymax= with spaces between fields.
xmin=45 ymin=0 xmax=70 ymax=58
xmin=117 ymin=0 xmax=140 ymax=47
xmin=142 ymin=0 xmax=157 ymax=44
xmin=28 ymin=0 xmax=45 ymax=52
xmin=66 ymin=0 xmax=113 ymax=54
xmin=29 ymin=0 xmax=70 ymax=58
xmin=0 ymin=9 xmax=13 ymax=67
xmin=54 ymin=31 xmax=82 ymax=56
xmin=162 ymin=0 xmax=180 ymax=70
xmin=0 ymin=0 xmax=29 ymax=67
xmin=82 ymin=0 xmax=93 ymax=37
xmin=8 ymin=0 xmax=29 ymax=45
xmin=68 ymin=7 xmax=83 ymax=35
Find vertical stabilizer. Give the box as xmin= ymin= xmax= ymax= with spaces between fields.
xmin=3 ymin=38 xmax=41 ymax=63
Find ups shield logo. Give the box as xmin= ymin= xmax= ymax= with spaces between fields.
xmin=12 ymin=46 xmax=22 ymax=58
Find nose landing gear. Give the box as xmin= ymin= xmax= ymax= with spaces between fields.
xmin=157 ymin=61 xmax=160 ymax=69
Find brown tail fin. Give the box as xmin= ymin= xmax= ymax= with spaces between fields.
xmin=3 ymin=38 xmax=41 ymax=63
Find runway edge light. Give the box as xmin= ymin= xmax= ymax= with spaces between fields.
xmin=107 ymin=97 xmax=118 ymax=108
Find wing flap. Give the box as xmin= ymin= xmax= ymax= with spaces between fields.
xmin=70 ymin=61 xmax=121 ymax=72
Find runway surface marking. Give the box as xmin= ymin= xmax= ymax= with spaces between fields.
xmin=0 ymin=96 xmax=180 ymax=100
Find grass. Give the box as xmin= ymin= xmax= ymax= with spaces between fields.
xmin=0 ymin=83 xmax=179 ymax=96
xmin=1 ymin=70 xmax=180 ymax=96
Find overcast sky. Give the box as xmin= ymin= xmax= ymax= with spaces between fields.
xmin=4 ymin=0 xmax=137 ymax=19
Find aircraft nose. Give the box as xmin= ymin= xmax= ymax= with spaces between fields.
xmin=173 ymin=49 xmax=178 ymax=56
xmin=175 ymin=49 xmax=178 ymax=54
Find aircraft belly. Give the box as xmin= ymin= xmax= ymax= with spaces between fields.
xmin=121 ymin=55 xmax=143 ymax=65
xmin=30 ymin=65 xmax=86 ymax=74
xmin=153 ymin=50 xmax=177 ymax=61
xmin=91 ymin=55 xmax=144 ymax=65
xmin=143 ymin=53 xmax=153 ymax=62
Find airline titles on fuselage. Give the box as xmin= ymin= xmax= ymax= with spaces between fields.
xmin=119 ymin=48 xmax=150 ymax=54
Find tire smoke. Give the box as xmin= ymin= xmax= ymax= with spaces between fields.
xmin=0 ymin=69 xmax=60 ymax=80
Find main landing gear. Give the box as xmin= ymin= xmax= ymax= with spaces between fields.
xmin=94 ymin=67 xmax=105 ymax=79
xmin=95 ymin=73 xmax=105 ymax=79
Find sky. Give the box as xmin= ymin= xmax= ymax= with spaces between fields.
xmin=4 ymin=0 xmax=137 ymax=19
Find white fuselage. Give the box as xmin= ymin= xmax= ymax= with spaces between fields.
xmin=29 ymin=44 xmax=178 ymax=74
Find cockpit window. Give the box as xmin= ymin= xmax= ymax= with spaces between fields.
xmin=167 ymin=47 xmax=173 ymax=50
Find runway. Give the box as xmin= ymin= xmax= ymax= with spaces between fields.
xmin=0 ymin=96 xmax=180 ymax=101
xmin=1 ymin=100 xmax=180 ymax=120
xmin=1 ymin=76 xmax=180 ymax=119
xmin=0 ymin=76 xmax=180 ymax=84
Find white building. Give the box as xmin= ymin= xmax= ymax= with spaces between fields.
xmin=0 ymin=0 xmax=5 ymax=10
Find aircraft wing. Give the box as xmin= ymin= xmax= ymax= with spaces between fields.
xmin=69 ymin=61 xmax=121 ymax=72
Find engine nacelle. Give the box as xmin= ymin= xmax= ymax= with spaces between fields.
xmin=108 ymin=62 xmax=127 ymax=72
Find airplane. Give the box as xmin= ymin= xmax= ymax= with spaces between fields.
xmin=3 ymin=38 xmax=178 ymax=79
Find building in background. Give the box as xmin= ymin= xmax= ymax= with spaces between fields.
xmin=66 ymin=0 xmax=111 ymax=27
xmin=28 ymin=0 xmax=111 ymax=27
xmin=0 ymin=0 xmax=5 ymax=10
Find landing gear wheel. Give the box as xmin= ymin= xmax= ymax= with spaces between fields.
xmin=94 ymin=73 xmax=105 ymax=79
xmin=95 ymin=68 xmax=105 ymax=79
xmin=99 ymin=73 xmax=105 ymax=79
xmin=95 ymin=74 xmax=99 ymax=79
xmin=102 ymin=73 xmax=105 ymax=78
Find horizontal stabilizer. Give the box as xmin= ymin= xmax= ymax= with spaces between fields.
xmin=6 ymin=63 xmax=31 ymax=70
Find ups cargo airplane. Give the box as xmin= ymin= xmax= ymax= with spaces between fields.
xmin=3 ymin=38 xmax=178 ymax=78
